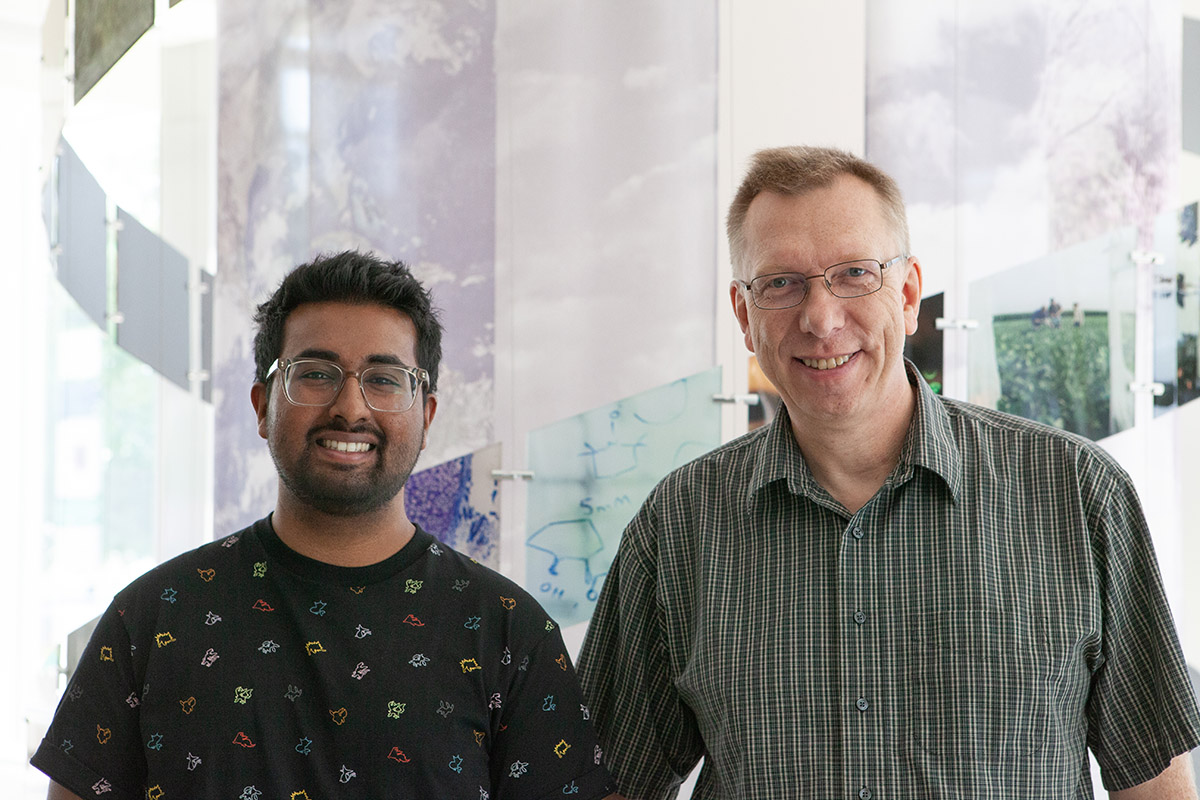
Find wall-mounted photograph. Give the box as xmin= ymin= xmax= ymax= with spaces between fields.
xmin=969 ymin=228 xmax=1137 ymax=441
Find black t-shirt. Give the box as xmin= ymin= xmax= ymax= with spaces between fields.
xmin=32 ymin=517 xmax=613 ymax=799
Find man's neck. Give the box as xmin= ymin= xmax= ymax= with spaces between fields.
xmin=788 ymin=381 xmax=918 ymax=515
xmin=270 ymin=495 xmax=416 ymax=567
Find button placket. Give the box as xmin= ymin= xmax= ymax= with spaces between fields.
xmin=842 ymin=513 xmax=881 ymax=800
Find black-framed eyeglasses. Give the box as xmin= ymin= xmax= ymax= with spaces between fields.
xmin=265 ymin=357 xmax=430 ymax=413
xmin=735 ymin=255 xmax=907 ymax=310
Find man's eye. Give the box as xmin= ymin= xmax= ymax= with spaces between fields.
xmin=765 ymin=275 xmax=799 ymax=290
xmin=367 ymin=374 xmax=405 ymax=389
xmin=841 ymin=266 xmax=867 ymax=278
xmin=298 ymin=369 xmax=337 ymax=382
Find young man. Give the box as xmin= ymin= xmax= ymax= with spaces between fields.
xmin=34 ymin=251 xmax=614 ymax=799
xmin=578 ymin=147 xmax=1200 ymax=799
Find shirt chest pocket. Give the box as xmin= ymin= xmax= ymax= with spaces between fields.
xmin=905 ymin=609 xmax=1049 ymax=762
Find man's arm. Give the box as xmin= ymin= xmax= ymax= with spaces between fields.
xmin=1109 ymin=753 xmax=1197 ymax=800
xmin=47 ymin=780 xmax=84 ymax=800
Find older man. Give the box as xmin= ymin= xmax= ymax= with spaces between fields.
xmin=578 ymin=147 xmax=1200 ymax=799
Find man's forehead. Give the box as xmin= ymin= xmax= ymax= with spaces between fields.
xmin=743 ymin=182 xmax=893 ymax=260
xmin=280 ymin=301 xmax=418 ymax=361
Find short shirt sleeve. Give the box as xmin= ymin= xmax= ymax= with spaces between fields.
xmin=1084 ymin=453 xmax=1200 ymax=790
xmin=31 ymin=599 xmax=147 ymax=799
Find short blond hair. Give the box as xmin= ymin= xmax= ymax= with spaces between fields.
xmin=726 ymin=146 xmax=910 ymax=272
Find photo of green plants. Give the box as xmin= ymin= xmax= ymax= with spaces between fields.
xmin=991 ymin=310 xmax=1134 ymax=441
xmin=969 ymin=227 xmax=1137 ymax=441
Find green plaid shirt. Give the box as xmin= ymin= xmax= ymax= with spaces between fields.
xmin=578 ymin=363 xmax=1200 ymax=799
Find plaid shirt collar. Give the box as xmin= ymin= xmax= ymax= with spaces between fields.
xmin=748 ymin=359 xmax=963 ymax=506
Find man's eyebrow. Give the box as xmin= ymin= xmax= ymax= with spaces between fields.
xmin=363 ymin=354 xmax=411 ymax=367
xmin=295 ymin=348 xmax=340 ymax=361
xmin=293 ymin=349 xmax=413 ymax=368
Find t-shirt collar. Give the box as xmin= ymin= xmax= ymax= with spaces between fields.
xmin=254 ymin=514 xmax=437 ymax=586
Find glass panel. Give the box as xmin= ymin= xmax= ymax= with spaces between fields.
xmin=968 ymin=226 xmax=1138 ymax=440
xmin=115 ymin=207 xmax=191 ymax=389
xmin=74 ymin=0 xmax=154 ymax=103
xmin=1153 ymin=202 xmax=1200 ymax=414
xmin=55 ymin=141 xmax=108 ymax=328
xmin=44 ymin=276 xmax=159 ymax=616
xmin=525 ymin=368 xmax=722 ymax=626
xmin=1186 ymin=18 xmax=1200 ymax=156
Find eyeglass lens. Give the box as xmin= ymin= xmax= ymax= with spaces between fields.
xmin=284 ymin=359 xmax=419 ymax=411
xmin=752 ymin=260 xmax=883 ymax=308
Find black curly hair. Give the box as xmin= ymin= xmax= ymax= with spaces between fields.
xmin=252 ymin=250 xmax=443 ymax=395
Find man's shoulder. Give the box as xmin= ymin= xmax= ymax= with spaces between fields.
xmin=417 ymin=534 xmax=554 ymax=625
xmin=936 ymin=395 xmax=1126 ymax=473
xmin=112 ymin=520 xmax=263 ymax=604
xmin=422 ymin=538 xmax=522 ymax=591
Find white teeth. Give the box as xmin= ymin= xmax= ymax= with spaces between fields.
xmin=801 ymin=355 xmax=851 ymax=370
xmin=319 ymin=440 xmax=373 ymax=453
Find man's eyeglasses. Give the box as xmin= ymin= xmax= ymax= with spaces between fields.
xmin=735 ymin=255 xmax=907 ymax=310
xmin=265 ymin=358 xmax=429 ymax=413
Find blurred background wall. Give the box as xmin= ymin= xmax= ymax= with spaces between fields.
xmin=3 ymin=0 xmax=1199 ymax=795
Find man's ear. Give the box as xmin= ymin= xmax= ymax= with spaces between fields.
xmin=901 ymin=256 xmax=923 ymax=335
xmin=730 ymin=282 xmax=756 ymax=354
xmin=251 ymin=382 xmax=270 ymax=440
xmin=419 ymin=393 xmax=438 ymax=451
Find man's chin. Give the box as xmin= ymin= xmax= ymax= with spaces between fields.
xmin=279 ymin=475 xmax=406 ymax=518
xmin=304 ymin=494 xmax=393 ymax=517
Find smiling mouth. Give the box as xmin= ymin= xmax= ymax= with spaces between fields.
xmin=318 ymin=440 xmax=375 ymax=453
xmin=799 ymin=355 xmax=851 ymax=370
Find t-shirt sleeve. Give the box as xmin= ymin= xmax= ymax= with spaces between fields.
xmin=31 ymin=598 xmax=147 ymax=800
xmin=576 ymin=496 xmax=705 ymax=799
xmin=1083 ymin=454 xmax=1200 ymax=790
xmin=488 ymin=622 xmax=613 ymax=800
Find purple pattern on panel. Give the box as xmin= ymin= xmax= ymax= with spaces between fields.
xmin=405 ymin=453 xmax=499 ymax=567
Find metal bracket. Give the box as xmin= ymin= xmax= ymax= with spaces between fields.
xmin=1128 ymin=382 xmax=1166 ymax=396
xmin=491 ymin=470 xmax=535 ymax=481
xmin=935 ymin=318 xmax=979 ymax=330
xmin=712 ymin=393 xmax=761 ymax=406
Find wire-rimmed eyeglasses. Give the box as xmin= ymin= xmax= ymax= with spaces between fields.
xmin=735 ymin=255 xmax=907 ymax=310
xmin=265 ymin=357 xmax=429 ymax=412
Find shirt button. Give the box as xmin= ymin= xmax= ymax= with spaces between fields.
xmin=854 ymin=610 xmax=867 ymax=625
xmin=859 ymin=789 xmax=873 ymax=800
xmin=852 ymin=526 xmax=864 ymax=539
xmin=856 ymin=697 xmax=869 ymax=712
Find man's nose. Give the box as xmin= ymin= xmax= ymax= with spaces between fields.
xmin=328 ymin=373 xmax=372 ymax=420
xmin=795 ymin=281 xmax=846 ymax=338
